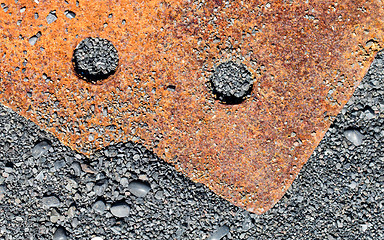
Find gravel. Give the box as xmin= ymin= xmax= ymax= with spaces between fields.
xmin=1 ymin=46 xmax=384 ymax=239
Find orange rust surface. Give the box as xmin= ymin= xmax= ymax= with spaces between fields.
xmin=1 ymin=0 xmax=383 ymax=214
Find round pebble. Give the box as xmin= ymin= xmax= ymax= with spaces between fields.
xmin=42 ymin=196 xmax=61 ymax=208
xmin=31 ymin=140 xmax=52 ymax=158
xmin=128 ymin=180 xmax=151 ymax=198
xmin=110 ymin=201 xmax=130 ymax=218
xmin=92 ymin=200 xmax=106 ymax=214
xmin=72 ymin=37 xmax=119 ymax=82
xmin=210 ymin=61 xmax=253 ymax=104
xmin=53 ymin=227 xmax=68 ymax=240
xmin=208 ymin=225 xmax=230 ymax=240
xmin=344 ymin=128 xmax=364 ymax=146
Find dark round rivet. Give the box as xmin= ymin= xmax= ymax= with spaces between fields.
xmin=72 ymin=37 xmax=119 ymax=82
xmin=210 ymin=61 xmax=253 ymax=104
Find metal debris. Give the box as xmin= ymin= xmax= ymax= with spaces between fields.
xmin=1 ymin=0 xmax=383 ymax=214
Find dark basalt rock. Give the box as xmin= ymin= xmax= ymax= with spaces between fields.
xmin=72 ymin=37 xmax=119 ymax=82
xmin=210 ymin=61 xmax=253 ymax=104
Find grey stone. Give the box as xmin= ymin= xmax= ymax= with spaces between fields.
xmin=53 ymin=160 xmax=66 ymax=170
xmin=35 ymin=171 xmax=44 ymax=181
xmin=71 ymin=161 xmax=82 ymax=176
xmin=208 ymin=225 xmax=230 ymax=240
xmin=42 ymin=196 xmax=60 ymax=208
xmin=46 ymin=11 xmax=57 ymax=24
xmin=344 ymin=129 xmax=364 ymax=146
xmin=120 ymin=177 xmax=129 ymax=186
xmin=361 ymin=224 xmax=369 ymax=232
xmin=110 ymin=202 xmax=130 ymax=218
xmin=64 ymin=10 xmax=76 ymax=19
xmin=348 ymin=182 xmax=358 ymax=189
xmin=53 ymin=227 xmax=67 ymax=240
xmin=93 ymin=179 xmax=108 ymax=196
xmin=29 ymin=35 xmax=38 ymax=46
xmin=154 ymin=190 xmax=164 ymax=200
xmin=50 ymin=209 xmax=61 ymax=223
xmin=128 ymin=180 xmax=151 ymax=198
xmin=0 ymin=185 xmax=6 ymax=195
xmin=31 ymin=140 xmax=52 ymax=158
xmin=92 ymin=200 xmax=106 ymax=214
xmin=71 ymin=218 xmax=79 ymax=228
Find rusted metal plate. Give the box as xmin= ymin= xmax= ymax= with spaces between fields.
xmin=0 ymin=0 xmax=383 ymax=214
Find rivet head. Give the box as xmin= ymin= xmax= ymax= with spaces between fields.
xmin=210 ymin=61 xmax=254 ymax=104
xmin=72 ymin=37 xmax=119 ymax=82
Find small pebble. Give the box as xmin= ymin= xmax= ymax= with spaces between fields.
xmin=67 ymin=206 xmax=76 ymax=218
xmin=344 ymin=129 xmax=364 ymax=146
xmin=42 ymin=196 xmax=61 ymax=208
xmin=71 ymin=162 xmax=82 ymax=176
xmin=54 ymin=160 xmax=66 ymax=170
xmin=128 ymin=180 xmax=151 ymax=198
xmin=208 ymin=225 xmax=230 ymax=240
xmin=64 ymin=10 xmax=76 ymax=19
xmin=361 ymin=224 xmax=370 ymax=232
xmin=348 ymin=182 xmax=358 ymax=189
xmin=46 ymin=11 xmax=57 ymax=24
xmin=154 ymin=190 xmax=164 ymax=200
xmin=71 ymin=218 xmax=79 ymax=228
xmin=53 ymin=227 xmax=67 ymax=240
xmin=29 ymin=35 xmax=38 ymax=46
xmin=80 ymin=163 xmax=96 ymax=174
xmin=31 ymin=140 xmax=52 ymax=158
xmin=92 ymin=200 xmax=106 ymax=214
xmin=120 ymin=177 xmax=129 ymax=186
xmin=93 ymin=180 xmax=108 ymax=196
xmin=0 ymin=185 xmax=6 ymax=195
xmin=50 ymin=209 xmax=61 ymax=223
xmin=110 ymin=201 xmax=130 ymax=218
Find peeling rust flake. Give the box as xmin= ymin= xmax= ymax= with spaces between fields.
xmin=1 ymin=0 xmax=384 ymax=214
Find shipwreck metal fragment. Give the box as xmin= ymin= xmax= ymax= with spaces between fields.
xmin=1 ymin=0 xmax=383 ymax=214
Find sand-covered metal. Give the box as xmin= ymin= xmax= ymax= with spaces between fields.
xmin=1 ymin=0 xmax=383 ymax=214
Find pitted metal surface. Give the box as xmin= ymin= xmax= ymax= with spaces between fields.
xmin=1 ymin=0 xmax=383 ymax=214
